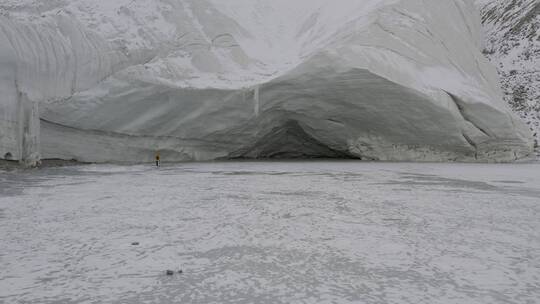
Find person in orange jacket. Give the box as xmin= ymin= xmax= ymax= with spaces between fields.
xmin=155 ymin=151 xmax=161 ymax=167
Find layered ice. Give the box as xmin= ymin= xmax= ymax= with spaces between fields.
xmin=0 ymin=0 xmax=535 ymax=163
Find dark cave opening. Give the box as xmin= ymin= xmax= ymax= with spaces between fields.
xmin=4 ymin=152 xmax=13 ymax=160
xmin=231 ymin=120 xmax=357 ymax=160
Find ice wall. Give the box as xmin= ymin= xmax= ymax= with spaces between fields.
xmin=0 ymin=25 xmax=39 ymax=166
xmin=0 ymin=0 xmax=535 ymax=163
xmin=0 ymin=25 xmax=19 ymax=162
xmin=0 ymin=13 xmax=138 ymax=164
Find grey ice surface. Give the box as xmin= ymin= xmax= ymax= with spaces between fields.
xmin=1 ymin=161 xmax=539 ymax=304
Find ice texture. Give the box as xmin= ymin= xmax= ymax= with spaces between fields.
xmin=0 ymin=0 xmax=535 ymax=163
xmin=1 ymin=161 xmax=539 ymax=303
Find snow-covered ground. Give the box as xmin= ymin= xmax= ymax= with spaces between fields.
xmin=1 ymin=161 xmax=539 ymax=304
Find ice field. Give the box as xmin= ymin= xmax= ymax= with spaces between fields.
xmin=1 ymin=161 xmax=539 ymax=303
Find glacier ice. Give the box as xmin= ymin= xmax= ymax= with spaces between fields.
xmin=0 ymin=0 xmax=535 ymax=163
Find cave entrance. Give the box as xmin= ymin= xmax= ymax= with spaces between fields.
xmin=4 ymin=152 xmax=13 ymax=160
xmin=232 ymin=120 xmax=356 ymax=159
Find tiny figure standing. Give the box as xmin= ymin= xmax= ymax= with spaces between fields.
xmin=155 ymin=151 xmax=161 ymax=167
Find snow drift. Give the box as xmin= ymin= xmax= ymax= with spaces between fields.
xmin=0 ymin=0 xmax=534 ymax=164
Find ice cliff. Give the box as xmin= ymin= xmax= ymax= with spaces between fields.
xmin=0 ymin=0 xmax=534 ymax=164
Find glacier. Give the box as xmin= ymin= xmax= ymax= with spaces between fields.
xmin=0 ymin=0 xmax=535 ymax=164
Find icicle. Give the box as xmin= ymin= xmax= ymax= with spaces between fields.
xmin=16 ymin=81 xmax=24 ymax=161
xmin=17 ymin=90 xmax=41 ymax=167
xmin=254 ymin=85 xmax=260 ymax=117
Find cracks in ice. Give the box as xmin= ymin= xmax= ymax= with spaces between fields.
xmin=444 ymin=90 xmax=495 ymax=160
xmin=444 ymin=90 xmax=491 ymax=139
xmin=39 ymin=118 xmax=234 ymax=146
xmin=461 ymin=132 xmax=479 ymax=160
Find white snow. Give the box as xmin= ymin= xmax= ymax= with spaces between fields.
xmin=474 ymin=0 xmax=540 ymax=152
xmin=1 ymin=161 xmax=539 ymax=303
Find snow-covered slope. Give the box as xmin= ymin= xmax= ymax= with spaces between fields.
xmin=0 ymin=0 xmax=534 ymax=164
xmin=475 ymin=0 xmax=540 ymax=155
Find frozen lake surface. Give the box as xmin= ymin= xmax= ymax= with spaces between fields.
xmin=1 ymin=161 xmax=539 ymax=304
